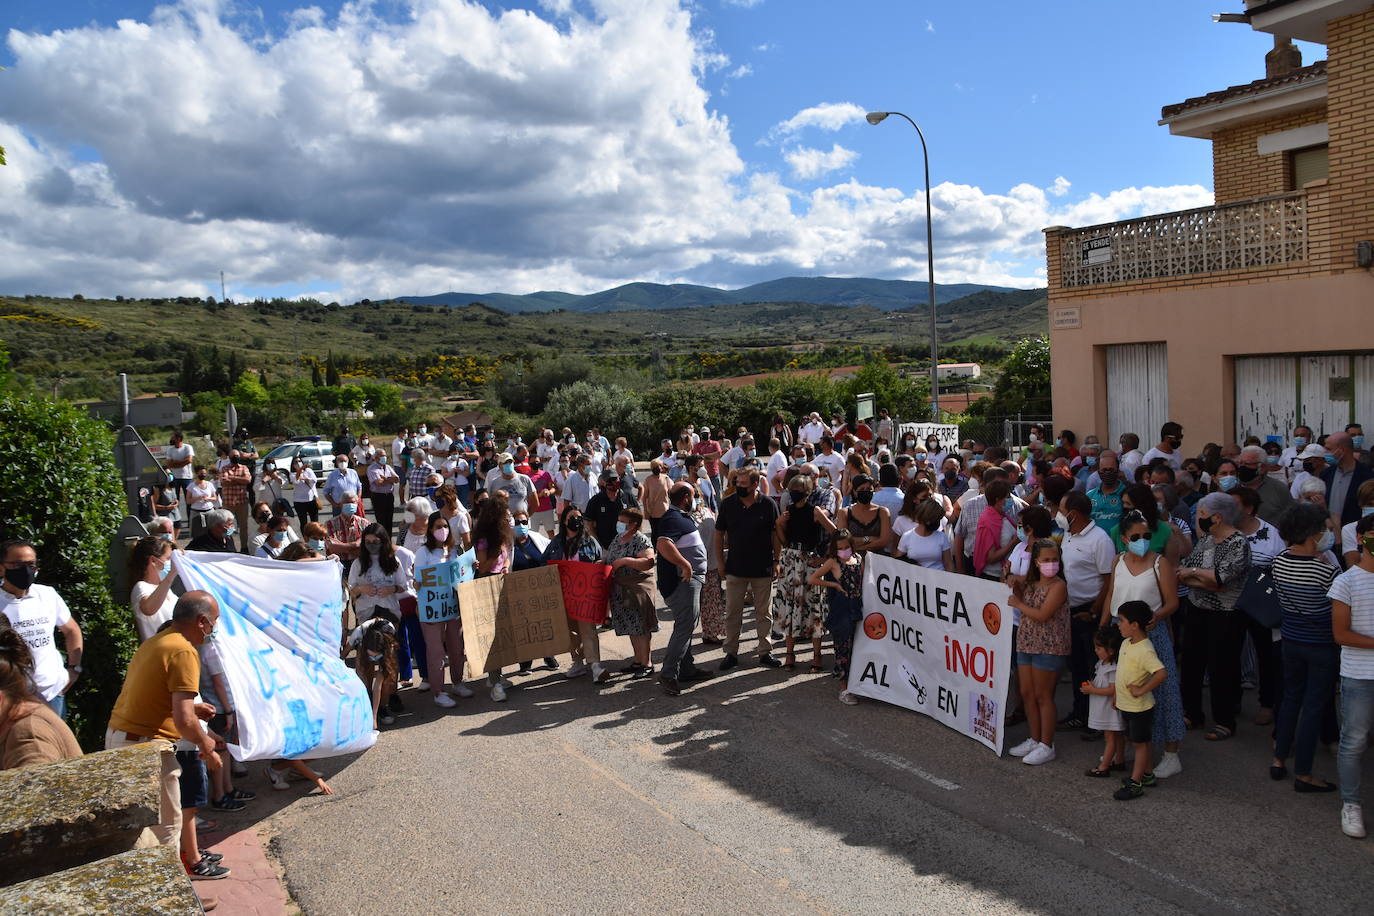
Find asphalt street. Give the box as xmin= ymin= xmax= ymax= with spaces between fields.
xmin=253 ymin=604 xmax=1374 ymax=916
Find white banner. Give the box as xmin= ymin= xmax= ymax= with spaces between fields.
xmin=173 ymin=551 xmax=377 ymax=761
xmin=848 ymin=553 xmax=1012 ymax=755
xmin=897 ymin=423 xmax=960 ymax=452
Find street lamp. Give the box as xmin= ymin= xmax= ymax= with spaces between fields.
xmin=866 ymin=110 xmax=939 ymax=422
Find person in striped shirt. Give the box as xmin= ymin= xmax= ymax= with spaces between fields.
xmin=1269 ymin=502 xmax=1340 ymax=793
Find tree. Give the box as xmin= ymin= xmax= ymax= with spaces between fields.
xmin=310 ymin=361 xmax=323 ymax=387
xmin=541 ymin=381 xmax=649 ymax=449
xmin=0 ymin=396 xmax=128 ymax=750
xmin=325 ymin=351 xmax=340 ymax=387
xmin=965 ymin=334 xmax=1051 ymax=418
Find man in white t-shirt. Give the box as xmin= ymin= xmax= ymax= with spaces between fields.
xmin=1279 ymin=424 xmax=1314 ymax=478
xmin=765 ymin=438 xmax=789 ymax=497
xmin=0 ymin=540 xmax=84 ymax=719
xmin=164 ymin=431 xmax=195 ymax=532
xmin=1059 ymin=492 xmax=1117 ymax=731
xmin=799 ymin=414 xmax=827 ymax=446
xmin=1117 ymin=432 xmax=1145 ymax=483
xmin=812 ymin=437 xmax=846 ymax=481
xmin=1141 ymin=421 xmax=1185 ymax=473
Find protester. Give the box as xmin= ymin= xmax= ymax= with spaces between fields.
xmin=255 ymin=514 xmax=295 ymax=560
xmin=808 ymin=528 xmax=864 ymax=703
xmin=130 ymin=535 xmax=181 ymax=642
xmin=367 ymin=450 xmax=401 ymax=535
xmin=325 ymin=492 xmax=366 ymax=565
xmin=414 ymin=512 xmax=470 ymax=707
xmin=219 ymin=454 xmax=253 ymax=553
xmin=509 ymin=509 xmax=557 ymax=674
xmin=1332 ymin=514 xmax=1374 ymax=838
xmin=607 ymin=507 xmax=657 ymax=676
xmin=1324 ymin=432 xmax=1374 ymax=526
xmin=0 ymin=541 xmax=83 ymax=721
xmin=715 ymin=467 xmax=782 ymax=671
xmin=1007 ymin=539 xmax=1070 ymax=765
xmin=656 ymin=484 xmax=710 ymax=695
xmin=897 ymin=498 xmax=955 ymax=571
xmin=837 ymin=474 xmax=890 ymax=558
xmin=1112 ymin=601 xmax=1169 ymax=800
xmin=0 ymin=628 xmax=82 ymax=769
xmin=1057 ymin=491 xmax=1115 ymax=732
xmin=1079 ymin=626 xmax=1124 ymax=777
xmin=188 ymin=509 xmax=238 ymax=554
xmin=544 ymin=503 xmax=608 ymax=683
xmin=290 ymin=457 xmax=319 ymax=525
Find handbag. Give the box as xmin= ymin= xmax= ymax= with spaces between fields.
xmin=1236 ymin=565 xmax=1283 ymax=629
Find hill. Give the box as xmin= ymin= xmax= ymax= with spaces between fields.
xmin=402 ymin=276 xmax=1017 ymax=314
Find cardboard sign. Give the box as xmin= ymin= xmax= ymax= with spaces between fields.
xmin=897 ymin=423 xmax=960 ymax=452
xmin=460 ymin=566 xmax=573 ymax=678
xmin=551 ymin=560 xmax=613 ymax=623
xmin=847 ymin=553 xmax=1013 ymax=755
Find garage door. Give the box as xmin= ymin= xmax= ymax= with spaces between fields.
xmin=1106 ymin=343 xmax=1168 ymax=448
xmin=1235 ymin=353 xmax=1373 ymax=442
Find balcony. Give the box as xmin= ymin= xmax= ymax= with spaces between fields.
xmin=1048 ymin=191 xmax=1308 ymax=291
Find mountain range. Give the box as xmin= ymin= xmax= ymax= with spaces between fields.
xmin=401 ymin=276 xmax=1022 ymax=314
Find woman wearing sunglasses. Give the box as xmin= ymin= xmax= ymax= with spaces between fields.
xmin=1099 ymin=509 xmax=1186 ymax=779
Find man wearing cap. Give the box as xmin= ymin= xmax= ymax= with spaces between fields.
xmin=692 ymin=428 xmax=724 ymax=500
xmin=486 ymin=452 xmax=537 ymax=516
xmin=1289 ymin=444 xmax=1329 ymax=499
xmin=586 ymin=470 xmax=636 ymax=550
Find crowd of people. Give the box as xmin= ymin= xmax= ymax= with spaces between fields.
xmin=4 ymin=411 xmax=1374 ymax=905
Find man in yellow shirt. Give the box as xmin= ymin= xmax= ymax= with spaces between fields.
xmin=105 ymin=591 xmax=222 ymax=847
xmin=1114 ymin=600 xmax=1167 ymax=800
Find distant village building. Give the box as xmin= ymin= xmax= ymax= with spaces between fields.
xmin=935 ymin=362 xmax=981 ymax=381
xmin=1044 ymin=1 xmax=1374 ymax=444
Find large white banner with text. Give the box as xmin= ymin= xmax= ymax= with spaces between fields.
xmin=173 ymin=551 xmax=377 ymax=761
xmin=848 ymin=553 xmax=1012 ymax=755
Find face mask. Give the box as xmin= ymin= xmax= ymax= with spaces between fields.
xmin=1055 ymin=512 xmax=1070 ymax=530
xmin=1236 ymin=466 xmax=1258 ymax=483
xmin=1037 ymin=561 xmax=1060 ymax=578
xmin=693 ymin=497 xmax=704 ymax=511
xmin=904 ymin=439 xmax=915 ymax=447
xmin=793 ymin=457 xmax=806 ymax=466
xmin=364 ymin=540 xmax=382 ymax=554
xmin=418 ymin=427 xmax=427 ymax=435
xmin=927 ymin=442 xmax=939 ymax=452
xmin=1217 ymin=475 xmax=1239 ymax=492
xmin=361 ymin=439 xmax=370 ymax=446
xmin=566 ymin=516 xmax=584 ymax=533
xmin=581 ymin=467 xmax=592 ymax=478
xmin=378 ymin=455 xmax=388 ymax=465
xmin=272 ymin=531 xmax=288 ymax=544
xmin=905 ymin=467 xmax=917 ymax=480
xmin=855 ymin=490 xmax=874 ymax=505
xmin=224 ymin=527 xmax=237 ymax=540
xmin=433 ymin=527 xmax=449 ymax=542
xmin=1265 ymin=455 xmax=1279 ymax=466
xmin=1198 ymin=515 xmax=1215 ymax=534
xmin=1362 ymin=506 xmax=1374 ymax=518
xmin=837 ymin=548 xmax=854 ymax=561
xmin=1085 ymin=456 xmax=1098 ymax=467
xmin=1028 ymin=434 xmax=1040 ymax=443
xmin=1098 ymin=469 xmax=1118 ymax=485
xmin=1016 ymin=528 xmax=1029 ymax=543
xmin=309 ymin=538 xmax=325 ymax=551
xmin=747 ymin=449 xmax=756 ymax=458
xmin=817 ymin=477 xmax=832 ymax=490
xmin=342 ymin=504 xmax=357 ymax=516
xmin=1317 ymin=530 xmax=1335 ymax=552
xmin=1127 ymin=538 xmax=1150 ymax=558
xmin=367 ymin=651 xmax=383 ymax=664
xmin=1325 ymin=454 xmax=1339 ymax=467
xmin=157 ymin=562 xmax=171 ymax=581
xmin=337 ymin=463 xmax=348 ymax=470
xmin=502 ymin=462 xmax=515 ymax=475
xmin=1294 ymin=436 xmax=1308 ymax=448
xmin=403 ymin=511 xmax=416 ymax=525
xmin=161 ymin=532 xmax=175 ymax=543
xmin=1355 ymin=436 xmax=1366 ymax=449
xmin=615 ymin=521 xmax=629 ymax=536
xmin=513 ymin=523 xmax=529 ymax=538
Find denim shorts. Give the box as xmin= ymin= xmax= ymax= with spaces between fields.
xmin=1015 ymin=652 xmax=1065 ymax=672
xmin=176 ymin=750 xmax=209 ymax=809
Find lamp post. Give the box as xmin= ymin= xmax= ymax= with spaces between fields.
xmin=865 ymin=110 xmax=939 ymax=422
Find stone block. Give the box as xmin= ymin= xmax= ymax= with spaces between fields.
xmin=0 ymin=845 xmax=201 ymax=915
xmin=0 ymin=742 xmax=162 ymax=886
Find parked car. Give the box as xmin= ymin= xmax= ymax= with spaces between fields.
xmin=261 ymin=437 xmax=334 ymax=502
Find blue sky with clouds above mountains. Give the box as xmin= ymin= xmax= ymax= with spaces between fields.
xmin=0 ymin=0 xmax=1321 ymax=302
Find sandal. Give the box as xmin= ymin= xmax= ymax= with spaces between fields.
xmin=1204 ymin=725 xmax=1234 ymax=741
xmin=1085 ymin=766 xmax=1112 ymax=778
xmin=809 ymin=664 xmax=824 ymax=674
xmin=782 ymin=660 xmax=796 ymax=671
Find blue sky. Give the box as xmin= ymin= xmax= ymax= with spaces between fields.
xmin=0 ymin=1 xmax=1326 ymax=301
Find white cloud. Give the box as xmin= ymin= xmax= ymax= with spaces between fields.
xmin=925 ymin=19 xmax=935 ymax=32
xmin=784 ymin=144 xmax=859 ymax=180
xmin=722 ymin=0 xmax=765 ymax=7
xmin=754 ymin=42 xmax=776 ymax=52
xmin=771 ymin=102 xmax=867 ymax=139
xmin=729 ymin=63 xmax=752 ymax=78
xmin=0 ymin=1 xmax=1211 ymax=303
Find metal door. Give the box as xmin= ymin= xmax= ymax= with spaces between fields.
xmin=1235 ymin=356 xmax=1296 ymax=442
xmin=1106 ymin=343 xmax=1168 ymax=448
xmin=1300 ymin=354 xmax=1353 ymax=437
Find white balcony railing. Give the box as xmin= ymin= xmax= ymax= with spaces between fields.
xmin=1056 ymin=192 xmax=1307 ymax=288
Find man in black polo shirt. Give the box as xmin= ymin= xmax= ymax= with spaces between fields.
xmin=585 ymin=470 xmax=635 ymax=549
xmin=714 ymin=467 xmax=780 ymax=670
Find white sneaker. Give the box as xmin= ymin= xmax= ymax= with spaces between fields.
xmin=564 ymin=661 xmax=590 ymax=679
xmin=378 ymin=711 xmax=395 ymax=726
xmin=1154 ymin=751 xmax=1183 ymax=779
xmin=433 ymin=692 xmax=458 ymax=708
xmin=417 ymin=680 xmax=430 ymax=692
xmin=447 ymin=683 xmax=475 ymax=699
xmin=591 ymin=662 xmax=611 ymax=683
xmin=490 ymin=683 xmax=508 ymax=702
xmin=264 ymin=765 xmax=290 ymax=791
xmin=1022 ymin=743 xmax=1056 ymax=766
xmin=1008 ymin=738 xmax=1039 ymax=758
xmin=838 ymin=690 xmax=858 ymax=706
xmin=1342 ymin=803 xmax=1367 ymax=839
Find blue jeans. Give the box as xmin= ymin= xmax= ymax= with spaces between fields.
xmin=396 ymin=613 xmax=428 ymax=682
xmin=47 ymin=694 xmax=67 ymax=720
xmin=661 ymin=575 xmax=703 ymax=681
xmin=1340 ymin=676 xmax=1374 ymax=805
xmin=1274 ymin=640 xmax=1338 ymax=776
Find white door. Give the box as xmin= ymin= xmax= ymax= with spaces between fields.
xmin=1106 ymin=343 xmax=1168 ymax=448
xmin=1235 ymin=356 xmax=1297 ymax=442
xmin=1356 ymin=355 xmax=1374 ymax=430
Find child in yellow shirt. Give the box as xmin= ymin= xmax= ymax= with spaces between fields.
xmin=1114 ymin=601 xmax=1168 ymax=800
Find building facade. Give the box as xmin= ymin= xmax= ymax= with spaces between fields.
xmin=1044 ymin=1 xmax=1374 ymax=447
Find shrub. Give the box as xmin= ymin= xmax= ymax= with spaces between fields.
xmin=0 ymin=396 xmax=131 ymax=750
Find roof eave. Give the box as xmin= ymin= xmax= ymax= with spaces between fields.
xmin=1158 ymin=77 xmax=1327 ymax=138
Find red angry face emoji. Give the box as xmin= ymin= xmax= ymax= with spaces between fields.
xmin=863 ymin=612 xmax=888 ymax=641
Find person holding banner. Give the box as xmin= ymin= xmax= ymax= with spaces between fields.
xmin=129 ymin=535 xmax=181 ymax=643
xmin=1006 ymin=539 xmax=1071 ymax=766
xmin=415 ymin=512 xmax=472 ymax=707
xmin=836 ymin=474 xmax=890 ymax=558
xmin=896 ymin=499 xmax=954 ymax=572
xmin=543 ymin=504 xmax=608 ymax=682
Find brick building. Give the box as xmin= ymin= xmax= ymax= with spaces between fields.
xmin=1044 ymin=1 xmax=1374 ymax=447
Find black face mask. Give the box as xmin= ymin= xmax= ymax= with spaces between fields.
xmin=855 ymin=490 xmax=874 ymax=505
xmin=4 ymin=564 xmax=36 ymax=591
xmin=1198 ymin=515 xmax=1215 ymax=534
xmin=565 ymin=516 xmax=584 ymax=533
xmin=1237 ymin=466 xmax=1258 ymax=483
xmin=944 ymin=469 xmax=957 ymax=480
xmin=1099 ymin=469 xmax=1119 ymax=484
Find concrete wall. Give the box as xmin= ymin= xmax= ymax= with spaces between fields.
xmin=1048 ymin=270 xmax=1374 ymax=444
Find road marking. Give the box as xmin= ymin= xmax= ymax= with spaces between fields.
xmin=827 ymin=729 xmax=961 ymax=791
xmin=1103 ymin=848 xmax=1246 ymax=912
xmin=1009 ymin=813 xmax=1085 ymax=846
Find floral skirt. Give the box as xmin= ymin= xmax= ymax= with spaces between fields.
xmin=610 ymin=578 xmax=658 ymax=637
xmin=700 ymin=569 xmax=726 ymax=641
xmin=1148 ymin=621 xmax=1186 ymax=744
xmin=774 ymin=547 xmax=827 ymax=640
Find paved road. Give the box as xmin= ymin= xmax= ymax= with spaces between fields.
xmin=252 ymin=608 xmax=1374 ymax=916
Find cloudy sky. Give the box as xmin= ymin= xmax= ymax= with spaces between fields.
xmin=0 ymin=0 xmax=1317 ymax=302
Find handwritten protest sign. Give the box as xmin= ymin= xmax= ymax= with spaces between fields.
xmin=173 ymin=551 xmax=376 ymax=761
xmin=460 ymin=566 xmax=572 ymax=678
xmin=551 ymin=560 xmax=613 ymax=623
xmin=847 ymin=553 xmax=1012 ymax=755
xmin=416 ymin=549 xmax=475 ymax=622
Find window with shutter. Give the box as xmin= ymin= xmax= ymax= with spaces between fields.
xmin=1290 ymin=144 xmax=1328 ymax=189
